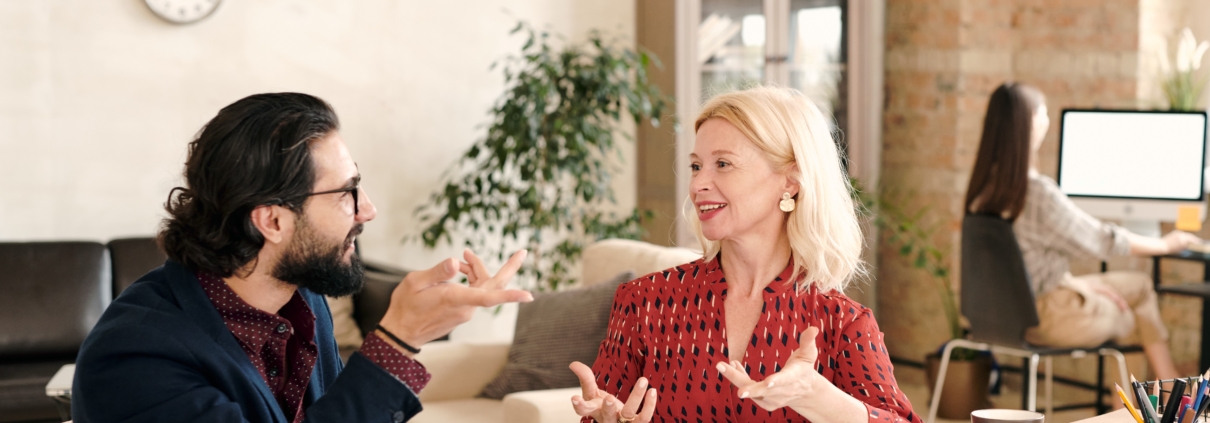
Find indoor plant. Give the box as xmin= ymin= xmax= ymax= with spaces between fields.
xmin=1160 ymin=28 xmax=1210 ymax=111
xmin=412 ymin=22 xmax=668 ymax=292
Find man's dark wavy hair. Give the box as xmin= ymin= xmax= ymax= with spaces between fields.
xmin=159 ymin=93 xmax=340 ymax=277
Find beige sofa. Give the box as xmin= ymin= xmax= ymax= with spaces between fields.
xmin=409 ymin=239 xmax=700 ymax=423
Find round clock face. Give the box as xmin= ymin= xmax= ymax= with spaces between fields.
xmin=144 ymin=0 xmax=221 ymax=24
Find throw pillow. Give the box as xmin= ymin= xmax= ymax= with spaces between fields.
xmin=478 ymin=271 xmax=636 ymax=399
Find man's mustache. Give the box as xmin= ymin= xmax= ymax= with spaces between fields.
xmin=345 ymin=224 xmax=364 ymax=248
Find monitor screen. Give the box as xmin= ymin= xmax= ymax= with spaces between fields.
xmin=1058 ymin=110 xmax=1208 ymax=201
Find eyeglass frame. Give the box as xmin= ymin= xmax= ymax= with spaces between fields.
xmin=275 ymin=184 xmax=360 ymax=216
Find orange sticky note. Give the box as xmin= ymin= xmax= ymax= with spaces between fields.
xmin=1177 ymin=205 xmax=1202 ymax=232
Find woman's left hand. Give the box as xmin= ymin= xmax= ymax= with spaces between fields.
xmin=1089 ymin=283 xmax=1129 ymax=312
xmin=716 ymin=326 xmax=823 ymax=411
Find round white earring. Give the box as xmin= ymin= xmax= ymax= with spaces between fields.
xmin=779 ymin=192 xmax=795 ymax=212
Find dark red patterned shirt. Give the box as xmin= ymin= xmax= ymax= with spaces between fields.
xmin=586 ymin=258 xmax=919 ymax=423
xmin=197 ymin=273 xmax=430 ymax=423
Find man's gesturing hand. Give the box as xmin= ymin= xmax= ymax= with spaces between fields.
xmin=377 ymin=249 xmax=532 ymax=351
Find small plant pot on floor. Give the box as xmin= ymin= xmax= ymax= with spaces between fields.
xmin=926 ymin=352 xmax=994 ymax=419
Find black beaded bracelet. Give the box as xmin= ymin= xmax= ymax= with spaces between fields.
xmin=375 ymin=324 xmax=421 ymax=354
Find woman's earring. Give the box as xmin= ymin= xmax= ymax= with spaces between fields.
xmin=779 ymin=192 xmax=795 ymax=212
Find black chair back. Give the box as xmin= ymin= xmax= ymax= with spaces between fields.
xmin=107 ymin=237 xmax=168 ymax=297
xmin=960 ymin=213 xmax=1039 ymax=347
xmin=0 ymin=242 xmax=111 ymax=360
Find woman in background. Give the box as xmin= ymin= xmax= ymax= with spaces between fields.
xmin=568 ymin=86 xmax=918 ymax=423
xmin=964 ymin=82 xmax=1200 ymax=380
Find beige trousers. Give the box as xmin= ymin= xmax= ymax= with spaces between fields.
xmin=1025 ymin=271 xmax=1167 ymax=347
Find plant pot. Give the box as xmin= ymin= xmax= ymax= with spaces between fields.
xmin=926 ymin=351 xmax=994 ymax=419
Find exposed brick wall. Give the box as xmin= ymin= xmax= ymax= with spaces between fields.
xmin=878 ymin=0 xmax=1143 ymax=370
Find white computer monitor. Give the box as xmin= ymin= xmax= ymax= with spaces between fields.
xmin=1057 ymin=109 xmax=1208 ymax=237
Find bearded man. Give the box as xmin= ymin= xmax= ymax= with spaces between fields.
xmin=72 ymin=93 xmax=531 ymax=423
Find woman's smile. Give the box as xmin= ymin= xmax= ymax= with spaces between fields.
xmin=697 ymin=201 xmax=728 ymax=220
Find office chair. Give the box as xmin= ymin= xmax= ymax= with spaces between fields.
xmin=926 ymin=214 xmax=1142 ymax=423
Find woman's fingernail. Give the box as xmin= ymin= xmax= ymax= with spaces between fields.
xmin=606 ymin=400 xmax=615 ymax=407
xmin=716 ymin=363 xmax=727 ymax=373
xmin=572 ymin=399 xmax=580 ymax=405
xmin=767 ymin=380 xmax=775 ymax=388
xmin=740 ymin=391 xmax=749 ymax=399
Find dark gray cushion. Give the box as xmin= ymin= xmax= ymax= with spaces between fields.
xmin=0 ymin=242 xmax=111 ymax=359
xmin=107 ymin=237 xmax=167 ymax=297
xmin=353 ymin=269 xmax=407 ymax=339
xmin=479 ymin=271 xmax=635 ymax=399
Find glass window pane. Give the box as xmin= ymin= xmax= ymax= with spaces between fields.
xmin=700 ymin=0 xmax=765 ymax=101
xmin=788 ymin=0 xmax=845 ymax=129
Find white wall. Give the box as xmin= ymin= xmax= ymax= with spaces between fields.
xmin=0 ymin=0 xmax=635 ymax=266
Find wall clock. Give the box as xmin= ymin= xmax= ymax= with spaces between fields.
xmin=144 ymin=0 xmax=221 ymax=25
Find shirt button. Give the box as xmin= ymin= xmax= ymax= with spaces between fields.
xmin=276 ymin=323 xmax=288 ymax=334
xmin=392 ymin=411 xmax=404 ymax=423
xmin=268 ymin=368 xmax=279 ymax=377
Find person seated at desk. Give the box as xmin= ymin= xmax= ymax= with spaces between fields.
xmin=964 ymin=82 xmax=1202 ymax=381
xmin=568 ymin=86 xmax=918 ymax=423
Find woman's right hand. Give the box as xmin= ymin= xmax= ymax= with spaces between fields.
xmin=569 ymin=361 xmax=657 ymax=423
xmin=1163 ymin=230 xmax=1202 ymax=254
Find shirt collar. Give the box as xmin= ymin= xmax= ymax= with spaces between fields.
xmin=195 ymin=272 xmax=316 ymax=352
xmin=705 ymin=253 xmax=802 ymax=296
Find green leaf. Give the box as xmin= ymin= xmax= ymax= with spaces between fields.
xmin=405 ymin=20 xmax=671 ymax=292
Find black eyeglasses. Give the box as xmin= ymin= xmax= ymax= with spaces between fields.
xmin=279 ymin=184 xmax=360 ymax=215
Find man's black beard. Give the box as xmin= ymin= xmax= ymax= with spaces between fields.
xmin=273 ymin=219 xmax=365 ymax=298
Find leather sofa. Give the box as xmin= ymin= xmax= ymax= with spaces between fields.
xmin=0 ymin=237 xmax=693 ymax=423
xmin=0 ymin=237 xmax=409 ymax=423
xmin=0 ymin=242 xmax=113 ymax=422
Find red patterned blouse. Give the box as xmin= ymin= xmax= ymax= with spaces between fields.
xmin=586 ymin=258 xmax=919 ymax=423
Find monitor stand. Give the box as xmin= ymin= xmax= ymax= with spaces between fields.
xmin=1123 ymin=219 xmax=1161 ymax=238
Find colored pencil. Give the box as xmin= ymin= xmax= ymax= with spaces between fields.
xmin=1193 ymin=378 xmax=1205 ymax=414
xmin=1118 ymin=383 xmax=1147 ymax=423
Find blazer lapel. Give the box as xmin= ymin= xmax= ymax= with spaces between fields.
xmin=162 ymin=261 xmax=289 ymax=423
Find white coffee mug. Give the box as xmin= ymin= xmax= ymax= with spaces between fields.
xmin=970 ymin=409 xmax=1045 ymax=423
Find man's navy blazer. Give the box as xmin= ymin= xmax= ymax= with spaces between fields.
xmin=72 ymin=260 xmax=422 ymax=423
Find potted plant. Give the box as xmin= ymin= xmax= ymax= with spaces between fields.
xmin=1159 ymin=28 xmax=1210 ymax=111
xmin=851 ymin=179 xmax=992 ymax=419
xmin=412 ymin=22 xmax=669 ymax=292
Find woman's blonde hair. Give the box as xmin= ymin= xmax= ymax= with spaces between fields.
xmin=689 ymin=86 xmax=865 ymax=292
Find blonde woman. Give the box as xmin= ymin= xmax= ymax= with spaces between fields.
xmin=569 ymin=86 xmax=918 ymax=423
